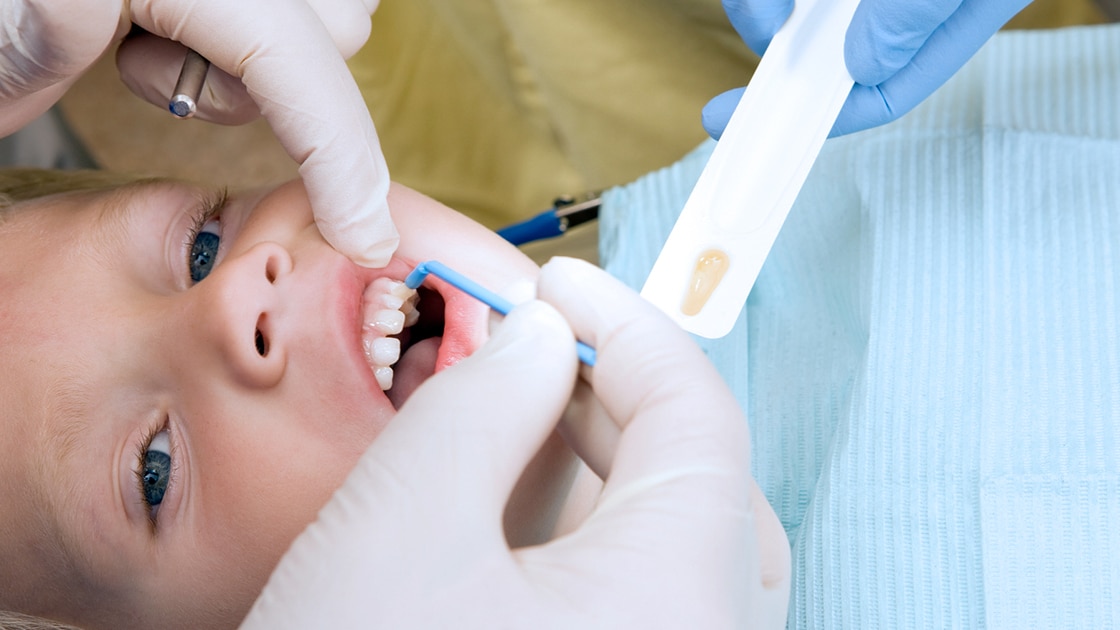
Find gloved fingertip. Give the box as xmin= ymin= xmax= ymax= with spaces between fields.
xmin=827 ymin=114 xmax=862 ymax=139
xmin=843 ymin=0 xmax=938 ymax=87
xmin=701 ymin=88 xmax=745 ymax=140
xmin=487 ymin=300 xmax=574 ymax=358
xmin=304 ymin=161 xmax=395 ymax=266
xmin=844 ymin=36 xmax=901 ymax=88
xmin=538 ymin=257 xmax=612 ymax=306
xmin=467 ymin=300 xmax=578 ymax=400
xmin=347 ymin=234 xmax=400 ymax=268
xmin=541 ymin=256 xmax=665 ymax=313
xmin=828 ymin=84 xmax=893 ymax=137
xmin=500 ymin=278 xmax=539 ymax=305
xmin=539 ymin=255 xmax=590 ymax=278
xmin=322 ymin=207 xmax=398 ymax=267
xmin=700 ymin=105 xmax=725 ymax=141
xmin=488 ymin=279 xmax=538 ymax=338
xmin=723 ymin=0 xmax=793 ymax=55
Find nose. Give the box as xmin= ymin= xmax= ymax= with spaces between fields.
xmin=192 ymin=241 xmax=294 ymax=389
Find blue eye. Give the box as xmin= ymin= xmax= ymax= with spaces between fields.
xmin=189 ymin=219 xmax=221 ymax=283
xmin=140 ymin=431 xmax=172 ymax=519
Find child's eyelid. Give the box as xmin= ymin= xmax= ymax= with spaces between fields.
xmin=182 ymin=188 xmax=229 ymax=286
xmin=133 ymin=421 xmax=162 ymax=526
xmin=160 ymin=421 xmax=186 ymax=526
xmin=134 ymin=415 xmax=182 ymax=529
xmin=185 ymin=189 xmax=228 ymax=246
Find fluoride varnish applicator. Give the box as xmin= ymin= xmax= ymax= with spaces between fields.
xmin=405 ymin=260 xmax=597 ymax=367
xmin=640 ymin=0 xmax=863 ymax=338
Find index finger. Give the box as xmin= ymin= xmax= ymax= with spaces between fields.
xmin=537 ymin=257 xmax=752 ymax=488
xmin=843 ymin=0 xmax=959 ymax=86
xmin=533 ymin=258 xmax=769 ymax=626
xmin=129 ymin=0 xmax=397 ymax=266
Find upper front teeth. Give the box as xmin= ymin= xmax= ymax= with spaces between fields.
xmin=368 ymin=336 xmax=400 ymax=365
xmin=390 ymin=283 xmax=415 ymax=301
xmin=370 ymin=309 xmax=405 ymax=335
xmin=373 ymin=366 xmax=394 ymax=390
xmin=361 ymin=278 xmax=419 ymax=390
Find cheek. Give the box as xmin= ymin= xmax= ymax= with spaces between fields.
xmin=184 ymin=420 xmax=367 ymax=610
xmin=192 ymin=404 xmax=376 ymax=568
xmin=281 ymin=355 xmax=397 ymax=438
xmin=203 ymin=404 xmax=373 ymax=526
xmin=276 ymin=285 xmax=399 ymax=427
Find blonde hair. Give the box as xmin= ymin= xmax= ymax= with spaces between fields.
xmin=0 ymin=610 xmax=80 ymax=630
xmin=0 ymin=168 xmax=143 ymax=203
xmin=0 ymin=168 xmax=152 ymax=227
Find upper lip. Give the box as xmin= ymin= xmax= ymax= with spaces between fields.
xmin=326 ymin=258 xmax=400 ymax=402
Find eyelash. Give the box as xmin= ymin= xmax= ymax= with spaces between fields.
xmin=183 ymin=189 xmax=228 ymax=282
xmin=134 ymin=421 xmax=176 ymax=526
xmin=186 ymin=206 xmax=218 ymax=246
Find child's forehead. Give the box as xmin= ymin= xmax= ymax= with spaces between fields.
xmin=0 ymin=347 xmax=104 ymax=617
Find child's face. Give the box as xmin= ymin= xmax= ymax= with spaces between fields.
xmin=0 ymin=179 xmax=536 ymax=628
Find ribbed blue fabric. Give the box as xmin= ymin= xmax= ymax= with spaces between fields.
xmin=600 ymin=25 xmax=1120 ymax=629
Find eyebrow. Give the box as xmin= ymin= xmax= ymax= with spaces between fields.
xmin=33 ymin=362 xmax=103 ymax=583
xmin=79 ymin=182 xmax=165 ymax=268
xmin=76 ymin=180 xmax=227 ymax=277
xmin=43 ymin=370 xmax=94 ymax=472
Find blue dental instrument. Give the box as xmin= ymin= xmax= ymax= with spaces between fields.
xmin=405 ymin=260 xmax=597 ymax=366
xmin=497 ymin=195 xmax=601 ymax=246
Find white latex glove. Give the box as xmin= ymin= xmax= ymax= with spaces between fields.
xmin=0 ymin=0 xmax=396 ymax=267
xmin=242 ymin=258 xmax=790 ymax=629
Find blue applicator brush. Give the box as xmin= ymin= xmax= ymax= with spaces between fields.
xmin=404 ymin=260 xmax=597 ymax=367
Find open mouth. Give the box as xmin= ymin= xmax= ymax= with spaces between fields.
xmin=358 ymin=274 xmax=463 ymax=409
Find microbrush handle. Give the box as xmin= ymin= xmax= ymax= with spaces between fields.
xmin=405 ymin=261 xmax=597 ymax=367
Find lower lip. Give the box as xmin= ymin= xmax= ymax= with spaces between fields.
xmin=432 ymin=290 xmax=485 ymax=370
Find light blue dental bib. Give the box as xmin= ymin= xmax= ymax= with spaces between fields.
xmin=600 ymin=25 xmax=1120 ymax=629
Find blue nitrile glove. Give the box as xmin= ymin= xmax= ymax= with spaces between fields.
xmin=702 ymin=0 xmax=1032 ymax=138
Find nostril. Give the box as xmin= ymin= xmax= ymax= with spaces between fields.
xmin=254 ymin=311 xmax=268 ymax=356
xmin=254 ymin=326 xmax=269 ymax=357
xmin=265 ymin=257 xmax=279 ymax=284
xmin=253 ymin=312 xmax=273 ymax=357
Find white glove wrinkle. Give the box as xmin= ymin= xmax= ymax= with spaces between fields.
xmin=594 ymin=465 xmax=745 ymax=516
xmin=0 ymin=0 xmax=118 ymax=90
